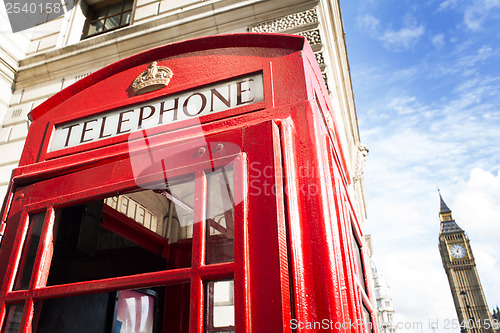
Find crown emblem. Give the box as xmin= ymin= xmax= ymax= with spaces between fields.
xmin=132 ymin=61 xmax=173 ymax=95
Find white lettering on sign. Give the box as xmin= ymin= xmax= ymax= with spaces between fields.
xmin=49 ymin=73 xmax=264 ymax=152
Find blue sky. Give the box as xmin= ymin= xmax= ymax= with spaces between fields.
xmin=340 ymin=0 xmax=500 ymax=331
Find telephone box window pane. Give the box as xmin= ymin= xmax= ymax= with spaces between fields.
xmin=205 ymin=280 xmax=235 ymax=332
xmin=14 ymin=212 xmax=46 ymax=290
xmin=1 ymin=304 xmax=23 ymax=333
xmin=352 ymin=227 xmax=367 ymax=292
xmin=164 ymin=282 xmax=191 ymax=332
xmin=159 ymin=174 xmax=197 ymax=243
xmin=115 ymin=290 xmax=156 ymax=333
xmin=36 ymin=288 xmax=160 ymax=333
xmin=362 ymin=305 xmax=373 ymax=333
xmin=206 ymin=168 xmax=234 ymax=265
xmin=47 ymin=175 xmax=195 ymax=285
xmin=36 ymin=292 xmax=114 ymax=332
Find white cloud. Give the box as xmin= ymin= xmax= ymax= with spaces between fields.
xmin=457 ymin=45 xmax=494 ymax=69
xmin=464 ymin=0 xmax=500 ymax=30
xmin=356 ymin=14 xmax=425 ymax=51
xmin=380 ymin=24 xmax=425 ymax=51
xmin=431 ymin=34 xmax=445 ymax=48
xmin=454 ymin=168 xmax=500 ymax=239
xmin=436 ymin=0 xmax=500 ymax=31
xmin=438 ymin=0 xmax=460 ymax=11
xmin=360 ymin=78 xmax=500 ymax=330
xmin=387 ymin=95 xmax=426 ymax=115
xmin=365 ymin=159 xmax=500 ymax=333
xmin=452 ymin=169 xmax=500 ymax=310
xmin=348 ymin=2 xmax=500 ymax=332
xmin=357 ymin=14 xmax=381 ymax=37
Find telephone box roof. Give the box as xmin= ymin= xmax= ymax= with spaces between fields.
xmin=28 ymin=33 xmax=307 ymax=122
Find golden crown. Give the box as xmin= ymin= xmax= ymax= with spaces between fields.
xmin=132 ymin=61 xmax=173 ymax=95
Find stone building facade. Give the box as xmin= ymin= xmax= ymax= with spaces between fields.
xmin=372 ymin=264 xmax=397 ymax=333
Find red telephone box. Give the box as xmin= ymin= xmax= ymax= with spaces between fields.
xmin=0 ymin=34 xmax=375 ymax=332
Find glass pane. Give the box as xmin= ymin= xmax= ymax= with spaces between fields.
xmin=14 ymin=212 xmax=46 ymax=290
xmin=104 ymin=14 xmax=120 ymax=30
xmin=115 ymin=290 xmax=155 ymax=333
xmin=362 ymin=305 xmax=373 ymax=333
xmin=123 ymin=0 xmax=133 ymax=11
xmin=108 ymin=1 xmax=123 ymax=15
xmin=159 ymin=174 xmax=196 ymax=244
xmin=1 ymin=304 xmax=23 ymax=333
xmin=206 ymin=280 xmax=235 ymax=332
xmin=163 ymin=283 xmax=191 ymax=332
xmin=35 ymin=289 xmax=155 ymax=332
xmin=206 ymin=168 xmax=234 ymax=264
xmin=37 ymin=292 xmax=113 ymax=332
xmin=91 ymin=6 xmax=107 ymax=20
xmin=47 ymin=175 xmax=196 ymax=285
xmin=121 ymin=11 xmax=131 ymax=25
xmin=88 ymin=19 xmax=104 ymax=35
xmin=352 ymin=227 xmax=367 ymax=291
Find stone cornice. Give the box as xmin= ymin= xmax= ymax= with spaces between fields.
xmin=16 ymin=0 xmax=315 ymax=86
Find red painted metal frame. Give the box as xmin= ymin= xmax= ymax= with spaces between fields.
xmin=1 ymin=150 xmax=249 ymax=332
xmin=0 ymin=33 xmax=375 ymax=332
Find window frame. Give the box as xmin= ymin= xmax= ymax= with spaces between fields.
xmin=313 ymin=80 xmax=377 ymax=333
xmin=0 ymin=140 xmax=248 ymax=332
xmin=82 ymin=0 xmax=135 ymax=39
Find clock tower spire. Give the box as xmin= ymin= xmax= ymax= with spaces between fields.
xmin=438 ymin=192 xmax=496 ymax=333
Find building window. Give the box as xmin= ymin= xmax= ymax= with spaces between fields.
xmin=83 ymin=0 xmax=134 ymax=38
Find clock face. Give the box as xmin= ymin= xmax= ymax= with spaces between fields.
xmin=449 ymin=244 xmax=466 ymax=259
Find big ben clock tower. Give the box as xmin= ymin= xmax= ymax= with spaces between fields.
xmin=438 ymin=193 xmax=496 ymax=333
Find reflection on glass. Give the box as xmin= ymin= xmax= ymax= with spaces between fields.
xmin=14 ymin=212 xmax=46 ymax=290
xmin=115 ymin=290 xmax=155 ymax=333
xmin=152 ymin=173 xmax=196 ymax=242
xmin=121 ymin=12 xmax=131 ymax=25
xmin=1 ymin=304 xmax=23 ymax=333
xmin=206 ymin=280 xmax=235 ymax=332
xmin=206 ymin=168 xmax=234 ymax=264
xmin=89 ymin=20 xmax=104 ymax=35
xmin=104 ymin=15 xmax=120 ymax=29
xmin=36 ymin=289 xmax=159 ymax=333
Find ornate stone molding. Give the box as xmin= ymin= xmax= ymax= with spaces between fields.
xmin=353 ymin=143 xmax=369 ymax=183
xmin=322 ymin=73 xmax=329 ymax=91
xmin=250 ymin=9 xmax=330 ymax=92
xmin=296 ymin=29 xmax=322 ymax=46
xmin=75 ymin=72 xmax=93 ymax=81
xmin=250 ymin=8 xmax=318 ymax=33
xmin=314 ymin=52 xmax=325 ymax=66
